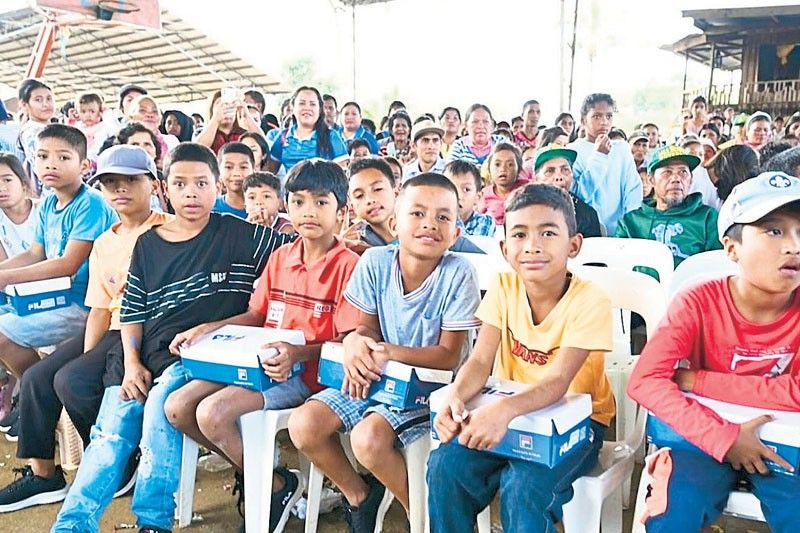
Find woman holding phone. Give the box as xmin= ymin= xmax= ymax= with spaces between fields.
xmin=195 ymin=88 xmax=264 ymax=154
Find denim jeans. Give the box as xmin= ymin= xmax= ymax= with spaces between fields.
xmin=644 ymin=449 xmax=800 ymax=533
xmin=52 ymin=361 xmax=188 ymax=533
xmin=427 ymin=422 xmax=605 ymax=533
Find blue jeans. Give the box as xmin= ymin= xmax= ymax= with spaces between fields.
xmin=52 ymin=361 xmax=188 ymax=533
xmin=644 ymin=449 xmax=800 ymax=533
xmin=427 ymin=422 xmax=605 ymax=533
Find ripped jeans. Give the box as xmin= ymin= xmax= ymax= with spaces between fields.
xmin=52 ymin=361 xmax=188 ymax=533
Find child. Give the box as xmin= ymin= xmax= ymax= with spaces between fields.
xmin=0 ymin=125 xmax=116 ymax=382
xmin=478 ymin=141 xmax=528 ymax=225
xmin=288 ymin=173 xmax=481 ymax=531
xmin=212 ymin=142 xmax=254 ymax=219
xmin=443 ymin=160 xmax=495 ymax=236
xmin=75 ymin=92 xmax=120 ymax=160
xmin=243 ymin=172 xmax=294 ymax=234
xmin=51 ymin=143 xmax=294 ymax=533
xmin=16 ymin=79 xmax=55 ymax=192
xmin=348 ymin=138 xmax=372 ymax=163
xmin=428 ymin=183 xmax=614 ymax=532
xmin=627 ymin=171 xmax=800 ymax=532
xmin=343 ymin=157 xmax=398 ymax=248
xmin=0 ymin=145 xmax=171 ymax=512
xmin=165 ymin=159 xmax=359 ymax=532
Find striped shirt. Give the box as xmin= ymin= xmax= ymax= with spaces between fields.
xmin=445 ymin=134 xmax=506 ymax=166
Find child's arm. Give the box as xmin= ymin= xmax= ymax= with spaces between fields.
xmin=84 ymin=308 xmax=111 ymax=353
xmin=0 ymin=240 xmax=92 ymax=287
xmin=0 ymin=243 xmax=46 ymax=270
xmin=168 ymin=307 xmax=265 ymax=355
xmin=372 ymin=332 xmax=467 ymax=370
xmin=120 ymin=322 xmax=151 ymax=403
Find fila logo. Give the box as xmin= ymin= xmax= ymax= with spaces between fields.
xmin=210 ymin=272 xmax=227 ymax=283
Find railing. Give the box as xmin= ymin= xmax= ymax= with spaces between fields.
xmin=682 ymin=80 xmax=800 ymax=114
xmin=682 ymin=84 xmax=739 ymax=110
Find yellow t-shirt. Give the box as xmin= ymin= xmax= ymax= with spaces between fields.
xmin=475 ymin=271 xmax=616 ymax=425
xmin=85 ymin=211 xmax=173 ymax=330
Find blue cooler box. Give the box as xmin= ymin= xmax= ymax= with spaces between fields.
xmin=2 ymin=277 xmax=71 ymax=316
xmin=180 ymin=325 xmax=305 ymax=392
xmin=648 ymin=393 xmax=800 ymax=477
xmin=430 ymin=378 xmax=593 ymax=467
xmin=317 ymin=342 xmax=453 ymax=409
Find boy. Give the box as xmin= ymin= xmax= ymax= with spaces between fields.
xmin=344 ymin=157 xmax=398 ymax=248
xmin=75 ymin=92 xmax=120 ymax=160
xmin=243 ymin=172 xmax=294 ymax=234
xmin=212 ymin=142 xmax=254 ymax=219
xmin=443 ymin=160 xmax=496 ymax=237
xmin=165 ymin=159 xmax=359 ymax=532
xmin=348 ymin=139 xmax=372 ymax=163
xmin=627 ymin=171 xmax=800 ymax=532
xmin=51 ymin=143 xmax=294 ymax=533
xmin=289 ymin=173 xmax=482 ymax=532
xmin=533 ymin=144 xmax=602 ymax=237
xmin=428 ymin=183 xmax=614 ymax=532
xmin=0 ymin=145 xmax=171 ymax=512
xmin=0 ymin=125 xmax=116 ymax=382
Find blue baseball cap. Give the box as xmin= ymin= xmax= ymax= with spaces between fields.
xmin=717 ymin=171 xmax=800 ymax=241
xmin=90 ymin=145 xmax=157 ymax=184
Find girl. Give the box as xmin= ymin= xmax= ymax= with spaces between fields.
xmin=478 ymin=142 xmax=527 ymax=225
xmin=239 ymin=131 xmax=272 ymax=172
xmin=555 ymin=112 xmax=576 ymax=139
xmin=16 ymin=78 xmax=55 ymax=191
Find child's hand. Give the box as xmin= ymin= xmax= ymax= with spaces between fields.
xmin=725 ymin=415 xmax=795 ymax=475
xmin=434 ymin=394 xmax=467 ymax=444
xmin=120 ymin=362 xmax=152 ymax=403
xmin=458 ymin=402 xmax=513 ymax=451
xmin=261 ymin=341 xmax=297 ymax=382
xmin=169 ymin=323 xmax=218 ymax=355
xmin=673 ymin=369 xmax=696 ymax=392
xmin=594 ymin=134 xmax=611 ymax=155
xmin=246 ymin=209 xmax=273 ymax=227
xmin=342 ymin=332 xmax=382 ymax=398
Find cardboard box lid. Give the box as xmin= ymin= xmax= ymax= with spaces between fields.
xmin=430 ymin=377 xmax=592 ymax=436
xmin=687 ymin=393 xmax=800 ymax=446
xmin=4 ymin=276 xmax=71 ymax=296
xmin=180 ymin=325 xmax=305 ymax=367
xmin=321 ymin=342 xmax=453 ymax=384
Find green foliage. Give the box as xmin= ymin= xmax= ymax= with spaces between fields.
xmin=280 ymin=57 xmax=339 ymax=95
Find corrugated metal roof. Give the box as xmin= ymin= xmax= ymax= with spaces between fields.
xmin=0 ymin=7 xmax=287 ymax=104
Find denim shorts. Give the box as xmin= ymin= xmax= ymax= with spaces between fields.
xmin=0 ymin=303 xmax=88 ymax=348
xmin=261 ymin=374 xmax=312 ymax=411
xmin=311 ymin=388 xmax=431 ymax=448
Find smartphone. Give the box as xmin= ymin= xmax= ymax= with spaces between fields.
xmin=221 ymin=87 xmax=237 ymax=104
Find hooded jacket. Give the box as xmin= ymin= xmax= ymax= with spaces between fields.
xmin=615 ymin=192 xmax=722 ymax=269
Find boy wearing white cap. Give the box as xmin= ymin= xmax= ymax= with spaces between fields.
xmin=628 ymin=171 xmax=800 ymax=532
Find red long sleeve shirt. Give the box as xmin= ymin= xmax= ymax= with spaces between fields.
xmin=627 ymin=278 xmax=800 ymax=462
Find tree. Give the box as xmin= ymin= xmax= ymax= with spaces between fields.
xmin=281 ymin=57 xmax=339 ymax=95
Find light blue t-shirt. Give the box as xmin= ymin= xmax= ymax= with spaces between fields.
xmin=212 ymin=196 xmax=247 ymax=219
xmin=342 ymin=125 xmax=379 ymax=154
xmin=344 ymin=245 xmax=481 ymax=353
xmin=269 ymin=124 xmax=348 ymax=171
xmin=35 ymin=184 xmax=118 ymax=305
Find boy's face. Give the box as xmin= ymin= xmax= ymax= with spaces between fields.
xmin=127 ymin=132 xmax=157 ymax=162
xmin=446 ymin=172 xmax=481 ymax=222
xmin=489 ymin=149 xmax=519 ymax=187
xmin=34 ymin=137 xmax=90 ymax=190
xmin=413 ymin=133 xmax=442 ymax=165
xmin=166 ymin=161 xmax=217 ymax=222
xmin=349 ymin=168 xmax=396 ymax=225
xmin=639 ymin=170 xmax=654 ymax=198
xmin=244 ymin=184 xmax=281 ymax=218
xmin=652 ymin=161 xmax=692 ymax=209
xmin=286 ymin=189 xmax=344 ymax=240
xmin=582 ymin=102 xmax=613 ymax=139
xmin=691 ymin=101 xmax=707 ymax=117
xmin=502 ymin=204 xmax=581 ymax=284
xmin=79 ymin=102 xmax=101 ymax=127
xmin=535 ymin=157 xmax=573 ymax=192
xmin=350 ymin=146 xmax=370 ymax=161
xmin=97 ymin=173 xmax=153 ymax=217
xmin=395 ymin=184 xmax=460 ymax=261
xmin=725 ymin=207 xmax=800 ymax=295
xmin=219 ymin=152 xmax=253 ymax=194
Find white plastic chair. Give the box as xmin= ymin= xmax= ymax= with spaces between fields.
xmin=669 ymin=249 xmax=738 ymax=297
xmin=570 ymin=237 xmax=675 ymax=292
xmin=463 ymin=235 xmax=503 ymax=256
xmin=452 ymin=252 xmax=512 ymax=293
xmin=175 ymin=436 xmax=199 ymax=528
xmin=475 ymin=266 xmax=667 ymax=533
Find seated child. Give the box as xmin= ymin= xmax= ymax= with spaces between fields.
xmin=348 ymin=138 xmax=372 ymax=163
xmin=343 ymin=157 xmax=398 ymax=248
xmin=443 ymin=160 xmax=496 ymax=236
xmin=243 ymin=172 xmax=294 ymax=234
xmin=212 ymin=142 xmax=254 ymax=219
xmin=0 ymin=145 xmax=171 ymax=512
xmin=51 ymin=143 xmax=293 ymax=533
xmin=288 ymin=173 xmax=482 ymax=531
xmin=428 ymin=183 xmax=615 ymax=532
xmin=627 ymin=171 xmax=800 ymax=533
xmin=165 ymin=160 xmax=358 ymax=532
xmin=75 ymin=92 xmax=120 ymax=160
xmin=114 ymin=122 xmax=168 ymax=212
xmin=478 ymin=142 xmax=529 ymax=225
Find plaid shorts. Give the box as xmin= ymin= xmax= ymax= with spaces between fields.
xmin=311 ymin=388 xmax=431 ymax=448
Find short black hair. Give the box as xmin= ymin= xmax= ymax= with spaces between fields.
xmin=759 ymin=141 xmax=794 ymax=170
xmin=764 ymin=145 xmax=800 ymax=175
xmin=243 ymin=172 xmax=281 ymax=194
xmin=691 ymin=95 xmax=708 ymax=107
xmin=347 ymin=138 xmax=371 ymax=156
xmin=505 ymin=183 xmax=577 ymax=236
xmin=580 ymin=93 xmax=616 ymax=119
xmin=389 ymin=100 xmax=405 ymax=112
xmin=488 ymin=141 xmax=523 ymax=172
xmin=700 ymin=123 xmax=720 ymax=138
xmin=219 ymin=142 xmax=255 ymax=167
xmin=18 ymin=78 xmax=51 ymax=104
xmin=322 ymin=94 xmax=338 ymax=108
xmin=38 ymin=124 xmax=87 ymax=160
xmin=444 ymin=160 xmax=482 ymax=191
xmin=116 ymin=122 xmax=161 ymax=161
xmin=361 ymin=118 xmax=376 ymax=134
xmin=341 ymin=101 xmax=361 ymax=114
xmin=724 ymin=223 xmax=744 ymax=242
xmin=522 ymin=99 xmax=540 ymax=111
xmin=244 ymin=89 xmax=265 ymax=112
xmin=349 ymin=157 xmax=395 ymax=188
xmin=714 ymin=145 xmax=759 ymax=201
xmin=164 ymin=142 xmax=219 ymax=181
xmin=400 ymin=172 xmax=459 ymax=207
xmin=285 ymin=159 xmax=348 ymax=209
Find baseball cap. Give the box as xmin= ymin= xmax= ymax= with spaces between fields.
xmin=89 ymin=145 xmax=157 ymax=185
xmin=629 ymin=130 xmax=648 ymax=144
xmin=534 ymin=144 xmax=577 ymax=172
xmin=677 ymin=134 xmax=701 ymax=148
xmin=410 ymin=119 xmax=444 ymax=142
xmin=646 ymin=144 xmax=701 ymax=175
xmin=699 ymin=137 xmax=718 ymax=152
xmin=746 ymin=111 xmax=772 ymax=128
xmin=733 ymin=112 xmax=750 ymax=127
xmin=717 ymin=171 xmax=800 ymax=241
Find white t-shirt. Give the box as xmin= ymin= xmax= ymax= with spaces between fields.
xmin=689 ymin=166 xmax=721 ymax=211
xmin=0 ymin=199 xmax=40 ymax=258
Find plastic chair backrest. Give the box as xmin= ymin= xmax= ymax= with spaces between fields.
xmin=463 ymin=235 xmax=503 ymax=256
xmin=452 ymin=252 xmax=512 ymax=293
xmin=669 ymin=249 xmax=739 ymax=297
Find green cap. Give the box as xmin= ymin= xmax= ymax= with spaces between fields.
xmin=733 ymin=112 xmax=750 ymax=126
xmin=646 ymin=144 xmax=701 ymax=175
xmin=534 ymin=144 xmax=577 ymax=172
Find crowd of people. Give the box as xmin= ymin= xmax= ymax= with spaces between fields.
xmin=0 ymin=75 xmax=797 ymax=533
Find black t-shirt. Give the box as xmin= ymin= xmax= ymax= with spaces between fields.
xmin=572 ymin=194 xmax=603 ymax=238
xmin=105 ymin=213 xmax=294 ymax=386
